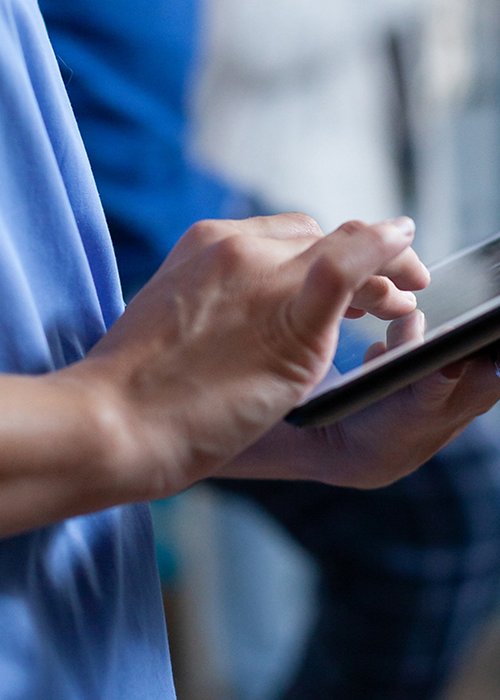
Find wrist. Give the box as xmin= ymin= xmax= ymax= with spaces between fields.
xmin=59 ymin=357 xmax=189 ymax=504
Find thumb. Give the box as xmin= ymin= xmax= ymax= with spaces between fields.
xmin=410 ymin=359 xmax=470 ymax=409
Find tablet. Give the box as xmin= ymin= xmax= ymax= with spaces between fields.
xmin=286 ymin=230 xmax=500 ymax=427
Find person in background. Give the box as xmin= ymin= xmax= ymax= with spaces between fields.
xmin=40 ymin=1 xmax=500 ymax=698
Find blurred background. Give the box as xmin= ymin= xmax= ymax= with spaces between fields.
xmin=41 ymin=0 xmax=500 ymax=698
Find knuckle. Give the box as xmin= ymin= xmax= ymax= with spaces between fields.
xmin=213 ymin=234 xmax=254 ymax=269
xmin=288 ymin=212 xmax=323 ymax=238
xmin=186 ymin=219 xmax=223 ymax=245
xmin=366 ymin=226 xmax=393 ymax=260
xmin=338 ymin=220 xmax=390 ymax=258
xmin=369 ymin=222 xmax=399 ymax=250
xmin=337 ymin=219 xmax=367 ymax=235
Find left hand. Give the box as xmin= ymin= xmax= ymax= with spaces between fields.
xmin=221 ymin=350 xmax=500 ymax=489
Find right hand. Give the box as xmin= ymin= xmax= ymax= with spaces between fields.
xmin=73 ymin=213 xmax=424 ymax=495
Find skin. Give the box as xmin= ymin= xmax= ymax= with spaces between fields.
xmin=0 ymin=213 xmax=498 ymax=537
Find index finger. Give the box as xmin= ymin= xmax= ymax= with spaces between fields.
xmin=378 ymin=246 xmax=430 ymax=291
xmin=289 ymin=217 xmax=416 ymax=338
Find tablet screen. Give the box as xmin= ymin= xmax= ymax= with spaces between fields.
xmin=289 ymin=231 xmax=500 ymax=425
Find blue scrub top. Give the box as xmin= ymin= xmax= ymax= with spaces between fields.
xmin=0 ymin=1 xmax=174 ymax=697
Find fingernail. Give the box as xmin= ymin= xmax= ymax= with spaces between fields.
xmin=414 ymin=308 xmax=426 ymax=333
xmin=386 ymin=216 xmax=415 ymax=237
xmin=420 ymin=261 xmax=431 ymax=283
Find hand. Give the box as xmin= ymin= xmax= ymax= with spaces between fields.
xmin=223 ymin=350 xmax=500 ymax=489
xmin=75 ymin=213 xmax=425 ymax=496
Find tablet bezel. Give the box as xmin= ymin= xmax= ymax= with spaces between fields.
xmin=286 ymin=233 xmax=500 ymax=428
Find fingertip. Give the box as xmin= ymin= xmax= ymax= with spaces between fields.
xmin=411 ymin=362 xmax=466 ymax=406
xmin=384 ymin=216 xmax=416 ymax=238
xmin=439 ymin=359 xmax=468 ymax=381
xmin=400 ymin=290 xmax=417 ymax=308
xmin=416 ymin=261 xmax=431 ymax=289
xmin=364 ymin=341 xmax=387 ymax=362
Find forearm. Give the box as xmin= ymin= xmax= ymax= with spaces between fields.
xmin=0 ymin=369 xmax=148 ymax=537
